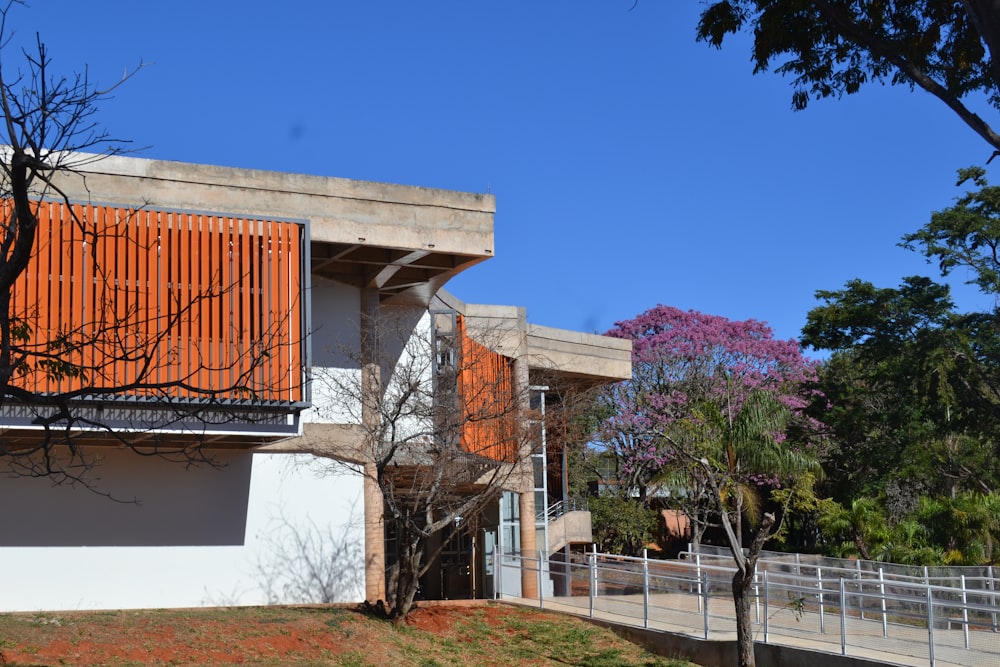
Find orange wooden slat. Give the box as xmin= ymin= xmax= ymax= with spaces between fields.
xmin=271 ymin=222 xmax=283 ymax=401
xmin=181 ymin=211 xmax=192 ymax=396
xmin=206 ymin=215 xmax=217 ymax=381
xmin=196 ymin=213 xmax=210 ymax=392
xmin=17 ymin=201 xmax=38 ymax=391
xmin=36 ymin=202 xmax=53 ymax=393
xmin=457 ymin=315 xmax=517 ymax=462
xmin=287 ymin=223 xmax=302 ymax=402
xmin=135 ymin=207 xmax=150 ymax=389
xmin=7 ymin=201 xmax=302 ymax=407
xmin=241 ymin=219 xmax=253 ymax=396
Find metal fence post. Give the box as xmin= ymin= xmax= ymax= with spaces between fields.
xmin=588 ymin=549 xmax=596 ymax=618
xmin=960 ymin=574 xmax=970 ymax=649
xmin=818 ymin=567 xmax=826 ymax=634
xmin=926 ymin=584 xmax=936 ymax=667
xmin=878 ymin=567 xmax=887 ymax=637
xmin=642 ymin=548 xmax=649 ymax=629
xmin=695 ymin=552 xmax=703 ymax=614
xmin=991 ymin=565 xmax=998 ymax=633
xmin=856 ymin=559 xmax=864 ymax=620
xmin=702 ymin=570 xmax=710 ymax=640
xmin=763 ymin=570 xmax=770 ymax=644
xmin=537 ymin=550 xmax=544 ymax=609
xmin=839 ymin=577 xmax=847 ymax=656
xmin=753 ymin=567 xmax=761 ymax=624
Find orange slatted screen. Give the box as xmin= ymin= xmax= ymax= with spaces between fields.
xmin=456 ymin=316 xmax=518 ymax=462
xmin=9 ymin=201 xmax=304 ymax=404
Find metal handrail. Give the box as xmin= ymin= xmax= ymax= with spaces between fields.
xmin=497 ymin=549 xmax=1000 ymax=667
xmin=536 ymin=498 xmax=590 ymax=522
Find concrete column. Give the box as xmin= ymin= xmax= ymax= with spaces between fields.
xmin=360 ymin=287 xmax=385 ymax=603
xmin=513 ymin=327 xmax=538 ymax=599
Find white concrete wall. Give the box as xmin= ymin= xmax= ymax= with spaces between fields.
xmin=306 ymin=278 xmax=363 ymax=424
xmin=380 ymin=309 xmax=436 ymax=443
xmin=0 ymin=284 xmax=445 ymax=612
xmin=0 ymin=449 xmax=363 ymax=611
xmin=307 ymin=303 xmax=434 ymax=439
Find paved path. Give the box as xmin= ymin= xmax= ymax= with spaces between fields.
xmin=502 ymin=591 xmax=999 ymax=667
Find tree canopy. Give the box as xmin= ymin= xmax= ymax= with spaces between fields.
xmin=594 ymin=304 xmax=819 ymax=501
xmin=695 ymin=0 xmax=1000 ymax=152
xmin=902 ymin=166 xmax=1000 ymax=294
xmin=802 ymin=275 xmax=1000 ymax=502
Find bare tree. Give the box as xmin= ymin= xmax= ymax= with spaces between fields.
xmin=312 ymin=308 xmax=537 ymax=622
xmin=0 ymin=1 xmax=304 ymax=491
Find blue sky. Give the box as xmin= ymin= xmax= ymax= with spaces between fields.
xmin=16 ymin=1 xmax=997 ymax=347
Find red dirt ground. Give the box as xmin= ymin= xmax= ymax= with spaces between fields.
xmin=0 ymin=603 xmax=564 ymax=666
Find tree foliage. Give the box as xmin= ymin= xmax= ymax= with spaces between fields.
xmin=903 ymin=166 xmax=1000 ymax=295
xmin=695 ymin=0 xmax=1000 ymax=151
xmin=594 ymin=304 xmax=820 ymax=501
xmin=803 ymin=276 xmax=1000 ymax=502
xmin=589 ymin=494 xmax=659 ymax=557
xmin=818 ymin=492 xmax=1000 ymax=565
xmin=663 ymin=386 xmax=819 ymax=667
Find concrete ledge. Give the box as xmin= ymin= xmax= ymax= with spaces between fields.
xmin=582 ymin=620 xmax=901 ymax=667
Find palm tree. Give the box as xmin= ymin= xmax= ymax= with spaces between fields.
xmin=666 ymin=384 xmax=820 ymax=667
xmin=916 ymin=493 xmax=1000 ymax=565
xmin=817 ymin=496 xmax=892 ymax=561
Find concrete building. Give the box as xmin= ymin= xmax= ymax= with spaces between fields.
xmin=0 ymin=155 xmax=630 ymax=610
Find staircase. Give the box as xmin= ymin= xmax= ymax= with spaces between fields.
xmin=543 ymin=501 xmax=592 ymax=553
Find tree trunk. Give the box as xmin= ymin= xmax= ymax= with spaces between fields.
xmin=390 ymin=536 xmax=423 ymax=623
xmin=690 ymin=523 xmax=704 ymax=552
xmin=731 ymin=513 xmax=773 ymax=667
xmin=732 ymin=566 xmax=756 ymax=667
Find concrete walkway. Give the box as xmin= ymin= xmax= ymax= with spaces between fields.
xmin=501 ymin=591 xmax=999 ymax=667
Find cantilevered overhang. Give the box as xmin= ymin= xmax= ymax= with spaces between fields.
xmin=525 ymin=324 xmax=632 ymax=387
xmin=49 ymin=155 xmax=496 ymax=305
xmin=436 ymin=291 xmax=632 ymax=388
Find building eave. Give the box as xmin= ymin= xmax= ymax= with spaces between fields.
xmin=47 ymin=153 xmax=496 ymax=306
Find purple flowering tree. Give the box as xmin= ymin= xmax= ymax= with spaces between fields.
xmin=592 ymin=305 xmax=820 ymax=546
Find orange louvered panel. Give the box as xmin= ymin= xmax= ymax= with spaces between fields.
xmin=456 ymin=316 xmax=518 ymax=462
xmin=8 ymin=201 xmax=305 ymax=405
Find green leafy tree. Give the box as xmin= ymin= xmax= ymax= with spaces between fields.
xmin=802 ymin=276 xmax=1000 ymax=502
xmin=589 ymin=494 xmax=660 ymax=557
xmin=915 ymin=493 xmax=1000 ymax=565
xmin=903 ymin=166 xmax=1000 ymax=295
xmin=694 ymin=0 xmax=1000 ymax=152
xmin=818 ymin=492 xmax=1000 ymax=565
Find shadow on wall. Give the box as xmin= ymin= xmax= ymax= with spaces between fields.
xmin=309 ymin=277 xmax=427 ymax=381
xmin=0 ymin=448 xmax=252 ymax=547
xmin=255 ymin=502 xmax=365 ymax=604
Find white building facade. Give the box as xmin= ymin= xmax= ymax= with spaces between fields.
xmin=0 ymin=156 xmax=630 ymax=611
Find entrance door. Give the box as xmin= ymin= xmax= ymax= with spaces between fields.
xmin=480 ymin=528 xmax=497 ymax=599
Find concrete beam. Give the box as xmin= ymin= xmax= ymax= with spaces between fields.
xmin=47 ymin=154 xmax=496 ymax=305
xmin=526 ymin=324 xmax=632 ymax=383
xmin=50 ymin=155 xmax=495 ymax=256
